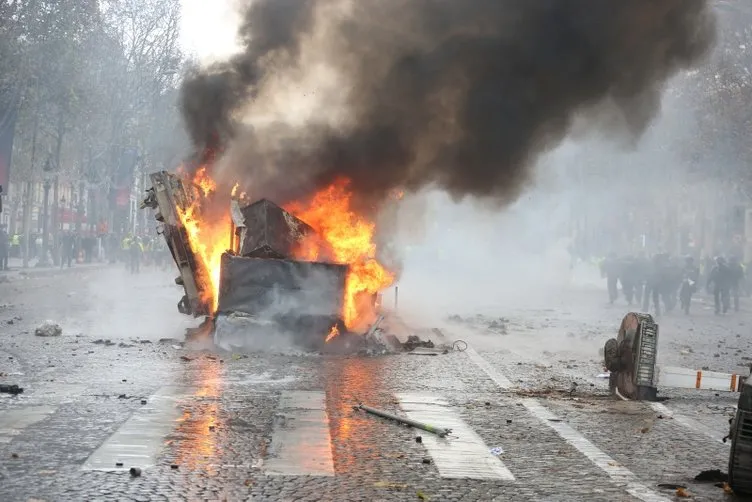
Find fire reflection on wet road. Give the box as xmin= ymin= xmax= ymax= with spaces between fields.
xmin=324 ymin=357 xmax=398 ymax=475
xmin=171 ymin=357 xmax=223 ymax=475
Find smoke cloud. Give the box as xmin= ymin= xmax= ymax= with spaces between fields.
xmin=181 ymin=0 xmax=716 ymax=209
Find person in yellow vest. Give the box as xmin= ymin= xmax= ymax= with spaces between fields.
xmin=10 ymin=234 xmax=20 ymax=258
xmin=121 ymin=234 xmax=131 ymax=265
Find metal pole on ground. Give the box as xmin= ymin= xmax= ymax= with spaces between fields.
xmin=353 ymin=403 xmax=451 ymax=437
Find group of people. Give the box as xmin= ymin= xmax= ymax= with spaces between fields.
xmin=0 ymin=227 xmax=102 ymax=269
xmin=119 ymin=233 xmax=170 ymax=274
xmin=601 ymin=253 xmax=747 ymax=316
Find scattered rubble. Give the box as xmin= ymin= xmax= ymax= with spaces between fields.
xmin=695 ymin=469 xmax=728 ymax=482
xmin=35 ymin=321 xmax=62 ymax=337
xmin=403 ymin=335 xmax=435 ymax=351
xmin=446 ymin=314 xmax=510 ymax=335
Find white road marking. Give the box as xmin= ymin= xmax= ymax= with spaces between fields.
xmin=523 ymin=399 xmax=669 ymax=502
xmin=82 ymin=386 xmax=187 ymax=471
xmin=464 ymin=349 xmax=670 ymax=502
xmin=464 ymin=346 xmax=514 ymax=389
xmin=650 ymin=402 xmax=729 ymax=445
xmin=397 ymin=393 xmax=515 ymax=481
xmin=264 ymin=390 xmax=335 ymax=477
xmin=0 ymin=406 xmax=56 ymax=443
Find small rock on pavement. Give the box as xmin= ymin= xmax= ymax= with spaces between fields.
xmin=35 ymin=321 xmax=62 ymax=337
xmin=129 ymin=467 xmax=142 ymax=477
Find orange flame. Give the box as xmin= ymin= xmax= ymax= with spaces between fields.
xmin=174 ymin=169 xmax=393 ymax=327
xmin=175 ymin=167 xmax=232 ymax=312
xmin=325 ymin=325 xmax=340 ymax=343
xmin=285 ymin=179 xmax=395 ymax=330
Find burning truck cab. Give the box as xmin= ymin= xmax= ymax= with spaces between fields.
xmin=141 ymin=170 xmax=387 ymax=350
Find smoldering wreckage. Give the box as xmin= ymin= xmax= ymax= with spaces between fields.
xmin=139 ymin=170 xmax=436 ymax=355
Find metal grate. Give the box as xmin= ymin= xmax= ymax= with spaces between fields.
xmin=731 ymin=409 xmax=752 ymax=493
xmin=635 ymin=316 xmax=659 ymax=388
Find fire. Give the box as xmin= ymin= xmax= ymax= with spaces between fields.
xmin=285 ymin=179 xmax=395 ymax=330
xmin=326 ymin=325 xmax=340 ymax=343
xmin=173 ymin=167 xmax=393 ymax=329
xmin=175 ymin=167 xmax=232 ymax=312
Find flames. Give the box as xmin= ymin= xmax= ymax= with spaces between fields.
xmin=175 ymin=167 xmax=233 ymax=313
xmin=175 ymin=169 xmax=394 ymax=334
xmin=325 ymin=325 xmax=340 ymax=343
xmin=284 ymin=179 xmax=395 ymax=331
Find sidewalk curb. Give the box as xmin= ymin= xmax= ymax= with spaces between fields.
xmin=4 ymin=264 xmax=110 ymax=281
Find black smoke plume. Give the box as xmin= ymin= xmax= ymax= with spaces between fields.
xmin=180 ymin=0 xmax=716 ymax=209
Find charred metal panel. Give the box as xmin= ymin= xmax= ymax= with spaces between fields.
xmin=141 ymin=171 xmax=210 ymax=316
xmin=239 ymin=199 xmax=314 ymax=259
xmin=217 ymin=253 xmax=347 ymax=319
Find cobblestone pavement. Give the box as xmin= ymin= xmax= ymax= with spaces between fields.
xmin=0 ymin=268 xmax=749 ymax=501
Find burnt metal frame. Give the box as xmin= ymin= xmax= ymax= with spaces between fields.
xmin=141 ymin=171 xmax=209 ymax=316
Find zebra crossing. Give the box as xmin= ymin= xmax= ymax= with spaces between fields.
xmin=0 ymin=351 xmax=730 ymax=502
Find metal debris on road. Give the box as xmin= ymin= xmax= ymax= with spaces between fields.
xmin=657 ymin=483 xmax=687 ymax=490
xmin=353 ymin=403 xmax=452 ymax=438
xmin=34 ymin=321 xmax=62 ymax=337
xmin=490 ymin=447 xmax=504 ymax=456
xmin=0 ymin=384 xmax=23 ymax=395
xmin=695 ymin=469 xmax=728 ymax=482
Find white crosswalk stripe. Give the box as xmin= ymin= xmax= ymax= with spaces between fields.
xmin=397 ymin=393 xmax=515 ymax=481
xmin=82 ymin=386 xmax=188 ymax=471
xmin=0 ymin=406 xmax=56 ymax=443
xmin=264 ymin=390 xmax=335 ymax=477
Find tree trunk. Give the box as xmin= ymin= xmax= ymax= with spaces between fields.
xmin=51 ymin=111 xmax=65 ymax=265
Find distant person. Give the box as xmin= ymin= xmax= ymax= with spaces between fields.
xmin=619 ymin=256 xmax=638 ymax=306
xmin=128 ymin=237 xmax=143 ymax=274
xmin=729 ymin=256 xmax=745 ymax=312
xmin=708 ymin=256 xmax=732 ymax=315
xmin=679 ymin=256 xmax=699 ymax=315
xmin=10 ymin=233 xmax=20 ymax=258
xmin=60 ymin=232 xmax=74 ymax=268
xmin=0 ymin=226 xmax=9 ymax=271
xmin=643 ymin=253 xmax=668 ymax=316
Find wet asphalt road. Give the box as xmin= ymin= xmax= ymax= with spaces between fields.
xmin=0 ymin=266 xmax=748 ymax=501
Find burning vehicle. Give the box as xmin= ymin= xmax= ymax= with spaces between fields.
xmin=141 ymin=169 xmax=394 ymax=350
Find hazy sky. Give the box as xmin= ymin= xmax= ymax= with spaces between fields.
xmin=180 ymin=0 xmax=241 ymax=62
